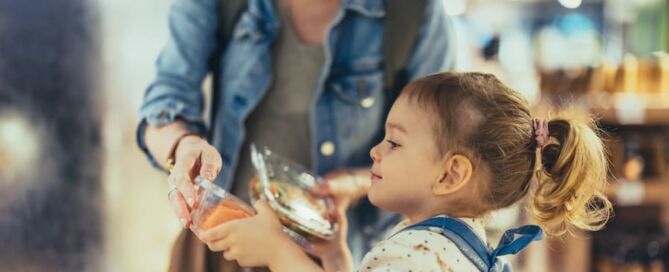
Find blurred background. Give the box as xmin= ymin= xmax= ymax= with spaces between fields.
xmin=0 ymin=0 xmax=667 ymax=271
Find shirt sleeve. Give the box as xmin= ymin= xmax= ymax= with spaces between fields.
xmin=405 ymin=0 xmax=457 ymax=81
xmin=359 ymin=231 xmax=455 ymax=272
xmin=136 ymin=0 xmax=220 ymax=171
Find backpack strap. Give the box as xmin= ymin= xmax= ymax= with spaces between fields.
xmin=219 ymin=0 xmax=248 ymax=48
xmin=383 ymin=0 xmax=427 ymax=100
xmin=208 ymin=0 xmax=249 ymax=139
xmin=400 ymin=217 xmax=492 ymax=271
xmin=490 ymin=225 xmax=544 ymax=261
xmin=399 ymin=216 xmax=543 ymax=272
xmin=208 ymin=0 xmax=427 ymax=136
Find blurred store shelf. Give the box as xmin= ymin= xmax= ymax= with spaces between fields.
xmin=593 ymin=107 xmax=669 ymax=126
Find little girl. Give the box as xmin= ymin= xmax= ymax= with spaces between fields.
xmin=196 ymin=72 xmax=612 ymax=271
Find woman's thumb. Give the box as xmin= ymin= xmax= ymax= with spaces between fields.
xmin=310 ymin=182 xmax=331 ymax=197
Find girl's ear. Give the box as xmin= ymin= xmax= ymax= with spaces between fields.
xmin=432 ymin=154 xmax=473 ymax=195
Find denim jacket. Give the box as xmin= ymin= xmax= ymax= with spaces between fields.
xmin=137 ymin=0 xmax=455 ymax=263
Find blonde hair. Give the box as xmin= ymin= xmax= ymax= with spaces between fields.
xmin=403 ymin=72 xmax=612 ymax=236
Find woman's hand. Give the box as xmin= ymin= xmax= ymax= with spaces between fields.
xmin=167 ymin=135 xmax=222 ymax=228
xmin=312 ymin=168 xmax=371 ymax=211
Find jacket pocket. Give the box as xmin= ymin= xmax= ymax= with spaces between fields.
xmin=328 ymin=70 xmax=387 ymax=154
xmin=329 ymin=70 xmax=384 ymax=109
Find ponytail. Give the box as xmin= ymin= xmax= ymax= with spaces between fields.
xmin=530 ymin=116 xmax=612 ymax=236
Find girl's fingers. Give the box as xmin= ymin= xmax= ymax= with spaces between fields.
xmin=222 ymin=250 xmax=236 ymax=261
xmin=200 ymin=221 xmax=234 ymax=243
xmin=252 ymin=200 xmax=273 ymax=215
xmin=207 ymin=237 xmax=232 ymax=252
xmin=189 ymin=226 xmax=203 ymax=240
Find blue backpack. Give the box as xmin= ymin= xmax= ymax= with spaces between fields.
xmin=400 ymin=216 xmax=543 ymax=272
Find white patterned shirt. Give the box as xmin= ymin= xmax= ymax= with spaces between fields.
xmin=358 ymin=216 xmax=487 ymax=272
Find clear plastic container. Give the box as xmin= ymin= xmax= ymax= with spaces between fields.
xmin=249 ymin=145 xmax=336 ymax=242
xmin=190 ymin=176 xmax=255 ymax=234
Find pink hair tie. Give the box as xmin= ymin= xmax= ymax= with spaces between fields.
xmin=533 ymin=118 xmax=549 ymax=149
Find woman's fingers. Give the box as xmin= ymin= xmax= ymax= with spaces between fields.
xmin=170 ymin=153 xmax=198 ymax=207
xmin=320 ymin=168 xmax=372 ymax=206
xmin=309 ymin=182 xmax=331 ymax=197
xmin=164 ymin=136 xmax=227 ymax=229
xmin=168 ymin=184 xmax=192 ymax=228
xmin=199 ymin=145 xmax=223 ymax=181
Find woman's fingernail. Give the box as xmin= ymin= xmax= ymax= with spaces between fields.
xmin=188 ymin=197 xmax=194 ymax=206
xmin=179 ymin=219 xmax=186 ymax=227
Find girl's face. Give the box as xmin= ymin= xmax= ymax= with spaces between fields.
xmin=368 ymin=95 xmax=444 ymax=219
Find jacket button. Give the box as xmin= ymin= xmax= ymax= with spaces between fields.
xmin=360 ymin=97 xmax=375 ymax=108
xmin=320 ymin=141 xmax=336 ymax=156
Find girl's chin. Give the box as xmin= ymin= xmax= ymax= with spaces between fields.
xmin=367 ymin=189 xmax=383 ymax=207
xmin=367 ymin=190 xmax=396 ymax=212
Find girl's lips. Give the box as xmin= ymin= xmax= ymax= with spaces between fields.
xmin=371 ymin=173 xmax=382 ymax=182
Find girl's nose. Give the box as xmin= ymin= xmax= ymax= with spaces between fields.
xmin=370 ymin=143 xmax=381 ymax=162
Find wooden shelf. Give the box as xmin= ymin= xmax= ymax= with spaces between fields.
xmin=592 ymin=107 xmax=669 ymax=126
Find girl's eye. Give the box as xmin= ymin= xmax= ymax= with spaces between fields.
xmin=386 ymin=140 xmax=400 ymax=149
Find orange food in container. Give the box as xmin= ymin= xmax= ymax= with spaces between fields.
xmin=190 ymin=176 xmax=255 ymax=233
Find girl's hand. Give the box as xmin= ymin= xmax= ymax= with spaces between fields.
xmin=307 ymin=169 xmax=362 ymax=272
xmin=308 ymin=206 xmax=354 ymax=272
xmin=198 ymin=201 xmax=294 ymax=267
